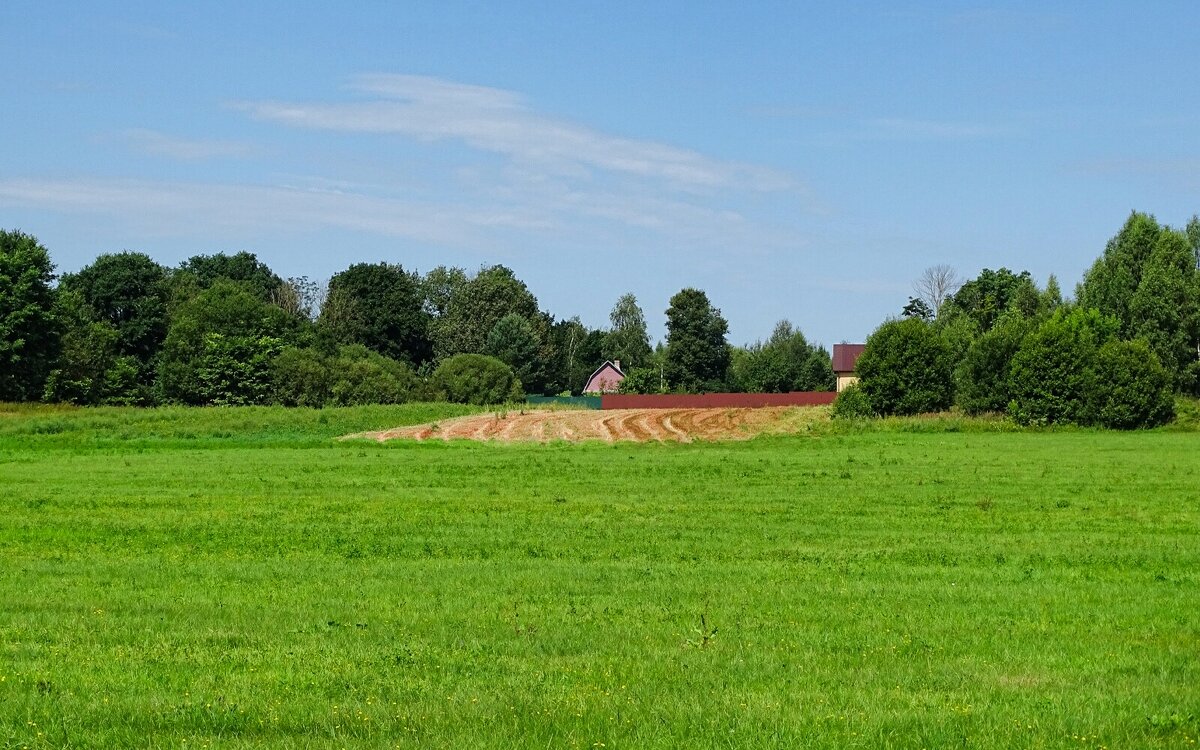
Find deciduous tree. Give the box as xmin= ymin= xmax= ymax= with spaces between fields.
xmin=0 ymin=230 xmax=59 ymax=401
xmin=664 ymin=288 xmax=730 ymax=393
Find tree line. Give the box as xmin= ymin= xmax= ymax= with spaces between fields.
xmin=0 ymin=235 xmax=833 ymax=407
xmin=838 ymin=211 xmax=1200 ymax=428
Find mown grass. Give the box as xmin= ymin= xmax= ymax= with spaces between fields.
xmin=0 ymin=405 xmax=1197 ymax=748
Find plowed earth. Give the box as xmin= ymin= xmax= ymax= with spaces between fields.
xmin=351 ymin=406 xmax=830 ymax=444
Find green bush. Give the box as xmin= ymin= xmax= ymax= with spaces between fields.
xmin=1089 ymin=339 xmax=1175 ymax=429
xmin=831 ymin=382 xmax=873 ymax=419
xmin=430 ymin=354 xmax=523 ymax=405
xmin=271 ymin=345 xmax=420 ymax=407
xmin=955 ymin=315 xmax=1032 ymax=415
xmin=856 ymin=317 xmax=954 ymax=415
xmin=330 ymin=345 xmax=419 ymax=406
xmin=1007 ymin=307 xmax=1118 ymax=426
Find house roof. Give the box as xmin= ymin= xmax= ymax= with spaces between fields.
xmin=832 ymin=343 xmax=866 ymax=374
xmin=585 ymin=360 xmax=625 ymax=385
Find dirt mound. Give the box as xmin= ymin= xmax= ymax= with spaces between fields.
xmin=350 ymin=406 xmax=829 ymax=444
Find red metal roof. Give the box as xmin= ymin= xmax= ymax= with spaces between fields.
xmin=832 ymin=343 xmax=866 ymax=374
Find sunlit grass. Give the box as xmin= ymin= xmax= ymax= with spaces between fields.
xmin=1 ymin=405 xmax=1197 ymax=748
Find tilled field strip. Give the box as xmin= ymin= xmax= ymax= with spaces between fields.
xmin=350 ymin=406 xmax=830 ymax=443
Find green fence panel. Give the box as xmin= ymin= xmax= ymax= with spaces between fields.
xmin=525 ymin=395 xmax=602 ymax=409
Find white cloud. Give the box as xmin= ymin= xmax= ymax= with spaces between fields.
xmin=0 ymin=178 xmax=547 ymax=245
xmin=121 ymin=129 xmax=258 ymax=160
xmin=234 ymin=74 xmax=793 ymax=192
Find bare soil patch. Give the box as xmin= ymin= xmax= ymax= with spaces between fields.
xmin=349 ymin=406 xmax=830 ymax=444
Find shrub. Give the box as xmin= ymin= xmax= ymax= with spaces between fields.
xmin=856 ymin=317 xmax=954 ymax=415
xmin=430 ymin=354 xmax=522 ymax=405
xmin=955 ymin=315 xmax=1032 ymax=415
xmin=271 ymin=347 xmax=334 ymax=407
xmin=330 ymin=346 xmax=418 ymax=406
xmin=831 ymin=382 xmax=873 ymax=419
xmin=1008 ymin=307 xmax=1118 ymax=426
xmin=1089 ymin=339 xmax=1174 ymax=429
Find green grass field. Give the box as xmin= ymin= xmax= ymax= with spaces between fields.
xmin=1 ymin=404 xmax=1198 ymax=748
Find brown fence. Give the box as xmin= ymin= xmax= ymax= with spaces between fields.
xmin=599 ymin=392 xmax=837 ymax=410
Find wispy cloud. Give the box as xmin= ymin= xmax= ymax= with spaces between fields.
xmin=0 ymin=178 xmax=545 ymax=245
xmin=234 ymin=74 xmax=793 ymax=192
xmin=0 ymin=175 xmax=794 ymax=253
xmin=121 ymin=129 xmax=258 ymax=160
xmin=867 ymin=117 xmax=1011 ymax=140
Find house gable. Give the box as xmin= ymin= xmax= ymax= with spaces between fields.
xmin=583 ymin=360 xmax=625 ymax=394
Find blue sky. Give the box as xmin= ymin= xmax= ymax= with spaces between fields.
xmin=3 ymin=2 xmax=1199 ymax=348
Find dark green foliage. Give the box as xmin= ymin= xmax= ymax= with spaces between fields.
xmin=732 ymin=320 xmax=833 ymax=392
xmin=486 ymin=313 xmax=540 ymax=388
xmin=602 ymin=293 xmax=653 ymax=371
xmin=175 ymin=251 xmax=285 ymax=303
xmin=270 ymin=347 xmax=332 ymax=407
xmin=856 ymin=317 xmax=954 ymax=415
xmin=1089 ymin=339 xmax=1174 ymax=429
xmin=548 ymin=318 xmax=606 ymax=395
xmin=431 ymin=353 xmax=522 ymax=405
xmin=59 ymin=252 xmax=170 ymax=369
xmin=433 ymin=265 xmax=540 ymax=360
xmin=42 ymin=291 xmax=119 ymax=406
xmin=319 ymin=262 xmax=432 ymax=366
xmin=664 ymin=288 xmax=731 ymax=393
xmin=1078 ymin=212 xmax=1200 ymax=393
xmin=945 ymin=268 xmax=1039 ymax=333
xmin=1007 ymin=307 xmax=1119 ymax=426
xmin=901 ymin=296 xmax=933 ymax=321
xmin=0 ymin=230 xmax=59 ymax=401
xmin=157 ymin=280 xmax=299 ymax=405
xmin=955 ymin=314 xmax=1034 ymax=415
xmin=831 ymin=382 xmax=873 ymax=418
xmin=329 ymin=345 xmax=420 ymax=406
xmin=270 ymin=345 xmax=420 ymax=407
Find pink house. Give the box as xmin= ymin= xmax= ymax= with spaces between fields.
xmin=584 ymin=360 xmax=625 ymax=394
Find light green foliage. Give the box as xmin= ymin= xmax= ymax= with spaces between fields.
xmin=0 ymin=229 xmax=59 ymax=401
xmin=617 ymin=366 xmax=666 ymax=394
xmin=601 ymin=292 xmax=653 ymax=370
xmin=0 ymin=407 xmax=1197 ymax=748
xmin=664 ymin=287 xmax=731 ymax=393
xmin=733 ymin=320 xmax=834 ymax=393
xmin=830 ymin=381 xmax=873 ymax=418
xmin=856 ymin=317 xmax=954 ymax=415
xmin=431 ymin=353 xmax=523 ymax=404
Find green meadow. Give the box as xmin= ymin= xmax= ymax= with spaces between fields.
xmin=1 ymin=405 xmax=1198 ymax=749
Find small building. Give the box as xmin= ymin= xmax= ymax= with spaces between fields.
xmin=584 ymin=360 xmax=625 ymax=394
xmin=832 ymin=343 xmax=866 ymax=392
